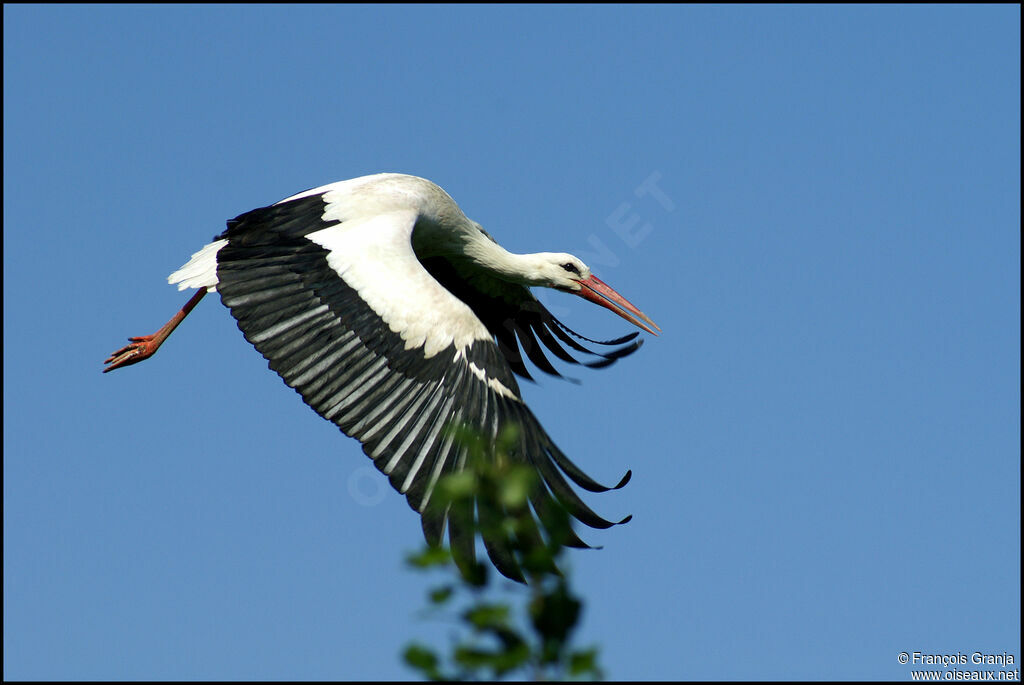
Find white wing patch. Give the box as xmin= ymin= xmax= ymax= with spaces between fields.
xmin=468 ymin=362 xmax=518 ymax=400
xmin=305 ymin=209 xmax=492 ymax=358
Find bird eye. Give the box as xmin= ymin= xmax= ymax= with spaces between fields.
xmin=561 ymin=262 xmax=581 ymax=276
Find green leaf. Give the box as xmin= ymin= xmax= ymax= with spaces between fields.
xmin=437 ymin=471 xmax=479 ymax=500
xmin=498 ymin=465 xmax=535 ymax=509
xmin=569 ymin=647 xmax=600 ymax=676
xmin=406 ymin=546 xmax=451 ymax=569
xmin=530 ymin=582 xmax=582 ymax=644
xmin=496 ymin=423 xmax=521 ymax=454
xmin=490 ymin=640 xmax=532 ymax=676
xmin=428 ymin=584 xmax=454 ymax=605
xmin=403 ymin=643 xmax=440 ymax=679
xmin=453 ymin=645 xmax=501 ymax=670
xmin=463 ymin=603 xmax=510 ymax=630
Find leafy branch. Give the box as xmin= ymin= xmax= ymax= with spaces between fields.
xmin=402 ymin=424 xmax=604 ymax=681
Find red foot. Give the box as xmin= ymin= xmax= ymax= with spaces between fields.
xmin=103 ymin=335 xmax=161 ymax=373
xmin=103 ymin=289 xmax=206 ymax=374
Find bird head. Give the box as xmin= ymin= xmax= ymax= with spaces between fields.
xmin=532 ymin=253 xmax=661 ymax=336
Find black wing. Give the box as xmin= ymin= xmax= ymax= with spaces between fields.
xmin=213 ymin=194 xmax=632 ymax=582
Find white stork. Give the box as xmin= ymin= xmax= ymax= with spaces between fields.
xmin=104 ymin=173 xmax=659 ymax=582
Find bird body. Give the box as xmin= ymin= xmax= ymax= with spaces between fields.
xmin=106 ymin=173 xmax=659 ymax=581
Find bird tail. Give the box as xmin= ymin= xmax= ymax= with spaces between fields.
xmin=167 ymin=239 xmax=227 ymax=291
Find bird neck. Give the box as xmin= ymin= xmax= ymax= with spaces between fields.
xmin=462 ymin=235 xmax=549 ymax=287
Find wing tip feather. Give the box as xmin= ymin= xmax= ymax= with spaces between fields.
xmin=613 ymin=469 xmax=632 ymax=490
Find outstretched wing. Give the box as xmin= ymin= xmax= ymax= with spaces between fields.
xmin=207 ymin=191 xmax=630 ymax=582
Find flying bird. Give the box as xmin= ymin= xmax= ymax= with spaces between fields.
xmin=104 ymin=173 xmax=659 ymax=581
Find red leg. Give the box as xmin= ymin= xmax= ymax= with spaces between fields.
xmin=103 ymin=289 xmax=207 ymax=373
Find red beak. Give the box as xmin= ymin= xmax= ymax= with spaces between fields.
xmin=574 ymin=275 xmax=661 ymax=336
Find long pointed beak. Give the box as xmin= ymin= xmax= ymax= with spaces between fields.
xmin=574 ymin=275 xmax=661 ymax=336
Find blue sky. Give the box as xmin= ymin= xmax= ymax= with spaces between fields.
xmin=4 ymin=5 xmax=1019 ymax=680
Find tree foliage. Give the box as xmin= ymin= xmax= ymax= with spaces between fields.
xmin=402 ymin=424 xmax=604 ymax=681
